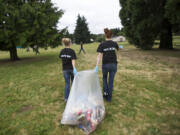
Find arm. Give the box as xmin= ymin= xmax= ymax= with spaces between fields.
xmin=72 ymin=50 xmax=77 ymax=68
xmin=72 ymin=59 xmax=77 ymax=75
xmin=95 ymin=44 xmax=103 ymax=72
xmin=115 ymin=43 xmax=120 ymax=51
xmin=96 ymin=53 xmax=102 ymax=66
xmin=72 ymin=59 xmax=76 ymax=68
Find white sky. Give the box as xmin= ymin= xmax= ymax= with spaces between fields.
xmin=51 ymin=0 xmax=122 ymax=34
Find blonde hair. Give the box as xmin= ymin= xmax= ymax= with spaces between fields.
xmin=62 ymin=38 xmax=71 ymax=46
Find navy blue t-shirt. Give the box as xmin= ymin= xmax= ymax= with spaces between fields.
xmin=97 ymin=40 xmax=119 ymax=65
xmin=59 ymin=48 xmax=77 ymax=70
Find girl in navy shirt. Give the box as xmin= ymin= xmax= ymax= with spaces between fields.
xmin=59 ymin=38 xmax=77 ymax=102
xmin=95 ymin=28 xmax=119 ymax=102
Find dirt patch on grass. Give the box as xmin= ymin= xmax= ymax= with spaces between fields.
xmin=119 ymin=49 xmax=180 ymax=66
xmin=18 ymin=105 xmax=33 ymax=113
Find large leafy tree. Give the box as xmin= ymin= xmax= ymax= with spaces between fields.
xmin=0 ymin=0 xmax=63 ymax=61
xmin=166 ymin=0 xmax=180 ymax=34
xmin=119 ymin=0 xmax=180 ymax=50
xmin=74 ymin=15 xmax=91 ymax=44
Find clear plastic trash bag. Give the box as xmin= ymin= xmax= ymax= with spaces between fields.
xmin=61 ymin=70 xmax=105 ymax=134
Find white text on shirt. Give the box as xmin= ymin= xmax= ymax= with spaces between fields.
xmin=61 ymin=55 xmax=71 ymax=58
xmin=103 ymin=47 xmax=115 ymax=52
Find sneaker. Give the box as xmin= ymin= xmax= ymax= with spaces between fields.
xmin=103 ymin=92 xmax=108 ymax=98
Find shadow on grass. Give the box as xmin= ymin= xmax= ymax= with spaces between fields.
xmin=150 ymin=48 xmax=180 ymax=51
xmin=0 ymin=54 xmax=59 ymax=67
xmin=146 ymin=48 xmax=180 ymax=58
xmin=119 ymin=48 xmax=180 ymax=66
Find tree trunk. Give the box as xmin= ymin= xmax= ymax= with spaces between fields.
xmin=9 ymin=46 xmax=19 ymax=61
xmin=159 ymin=18 xmax=173 ymax=49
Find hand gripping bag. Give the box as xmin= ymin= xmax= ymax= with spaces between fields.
xmin=61 ymin=70 xmax=105 ymax=134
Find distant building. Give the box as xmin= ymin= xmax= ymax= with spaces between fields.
xmin=112 ymin=36 xmax=126 ymax=42
xmin=90 ymin=38 xmax=94 ymax=42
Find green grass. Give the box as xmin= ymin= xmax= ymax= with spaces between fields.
xmin=0 ymin=42 xmax=180 ymax=135
xmin=155 ymin=35 xmax=180 ymax=47
xmin=173 ymin=36 xmax=180 ymax=47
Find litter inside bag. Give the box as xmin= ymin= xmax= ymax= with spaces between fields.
xmin=61 ymin=70 xmax=105 ymax=134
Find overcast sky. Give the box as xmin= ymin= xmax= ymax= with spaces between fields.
xmin=51 ymin=0 xmax=122 ymax=34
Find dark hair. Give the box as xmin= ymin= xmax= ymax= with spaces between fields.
xmin=104 ymin=28 xmax=112 ymax=38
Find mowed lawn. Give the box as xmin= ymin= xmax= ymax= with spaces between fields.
xmin=0 ymin=42 xmax=180 ymax=135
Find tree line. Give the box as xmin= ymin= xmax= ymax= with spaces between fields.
xmin=0 ymin=0 xmax=123 ymax=61
xmin=1 ymin=0 xmax=179 ymax=61
xmin=0 ymin=0 xmax=64 ymax=60
xmin=0 ymin=0 xmax=121 ymax=61
xmin=119 ymin=0 xmax=180 ymax=49
xmin=67 ymin=15 xmax=124 ymax=44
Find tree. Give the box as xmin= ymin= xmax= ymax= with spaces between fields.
xmin=111 ymin=28 xmax=121 ymax=37
xmin=62 ymin=28 xmax=74 ymax=42
xmin=90 ymin=34 xmax=96 ymax=42
xmin=74 ymin=15 xmax=91 ymax=44
xmin=166 ymin=0 xmax=180 ymax=35
xmin=96 ymin=34 xmax=105 ymax=43
xmin=118 ymin=28 xmax=125 ymax=36
xmin=119 ymin=0 xmax=180 ymax=50
xmin=110 ymin=28 xmax=125 ymax=37
xmin=0 ymin=0 xmax=63 ymax=61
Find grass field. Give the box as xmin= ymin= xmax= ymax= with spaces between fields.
xmin=0 ymin=42 xmax=180 ymax=135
